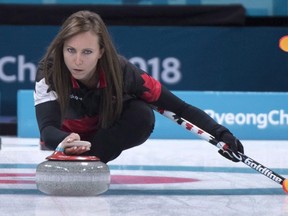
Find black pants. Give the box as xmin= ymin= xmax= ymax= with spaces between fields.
xmin=87 ymin=100 xmax=155 ymax=163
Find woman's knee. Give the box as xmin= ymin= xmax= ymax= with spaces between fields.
xmin=88 ymin=100 xmax=155 ymax=159
xmin=124 ymin=100 xmax=155 ymax=137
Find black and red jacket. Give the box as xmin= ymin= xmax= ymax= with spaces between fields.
xmin=34 ymin=56 xmax=229 ymax=149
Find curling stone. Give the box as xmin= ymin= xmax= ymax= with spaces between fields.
xmin=35 ymin=141 xmax=110 ymax=196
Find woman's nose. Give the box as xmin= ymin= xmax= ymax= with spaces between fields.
xmin=75 ymin=54 xmax=83 ymax=66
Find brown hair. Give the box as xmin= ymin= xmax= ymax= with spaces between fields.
xmin=42 ymin=10 xmax=123 ymax=128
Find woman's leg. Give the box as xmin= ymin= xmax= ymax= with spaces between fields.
xmin=88 ymin=100 xmax=155 ymax=163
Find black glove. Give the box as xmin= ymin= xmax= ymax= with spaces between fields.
xmin=218 ymin=132 xmax=244 ymax=162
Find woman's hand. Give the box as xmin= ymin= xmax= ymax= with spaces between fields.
xmin=61 ymin=133 xmax=90 ymax=155
xmin=218 ymin=132 xmax=244 ymax=162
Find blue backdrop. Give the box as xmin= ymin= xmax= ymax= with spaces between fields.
xmin=0 ymin=26 xmax=288 ymax=116
xmin=17 ymin=90 xmax=288 ymax=140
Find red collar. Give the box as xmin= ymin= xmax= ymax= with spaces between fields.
xmin=71 ymin=69 xmax=107 ymax=89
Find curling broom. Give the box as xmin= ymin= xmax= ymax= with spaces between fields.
xmin=153 ymin=107 xmax=288 ymax=193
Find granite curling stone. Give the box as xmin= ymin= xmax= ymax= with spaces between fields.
xmin=35 ymin=141 xmax=110 ymax=196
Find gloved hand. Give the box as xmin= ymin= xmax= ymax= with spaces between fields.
xmin=218 ymin=132 xmax=244 ymax=162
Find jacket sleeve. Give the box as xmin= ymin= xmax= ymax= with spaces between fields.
xmin=121 ymin=57 xmax=232 ymax=140
xmin=34 ymin=63 xmax=70 ymax=150
xmin=152 ymin=86 xmax=231 ymax=141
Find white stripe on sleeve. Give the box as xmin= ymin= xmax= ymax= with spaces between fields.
xmin=34 ymin=78 xmax=58 ymax=106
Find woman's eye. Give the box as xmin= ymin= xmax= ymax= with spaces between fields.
xmin=83 ymin=50 xmax=92 ymax=55
xmin=67 ymin=48 xmax=76 ymax=53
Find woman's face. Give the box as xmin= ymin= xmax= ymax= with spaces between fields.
xmin=63 ymin=30 xmax=104 ymax=86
